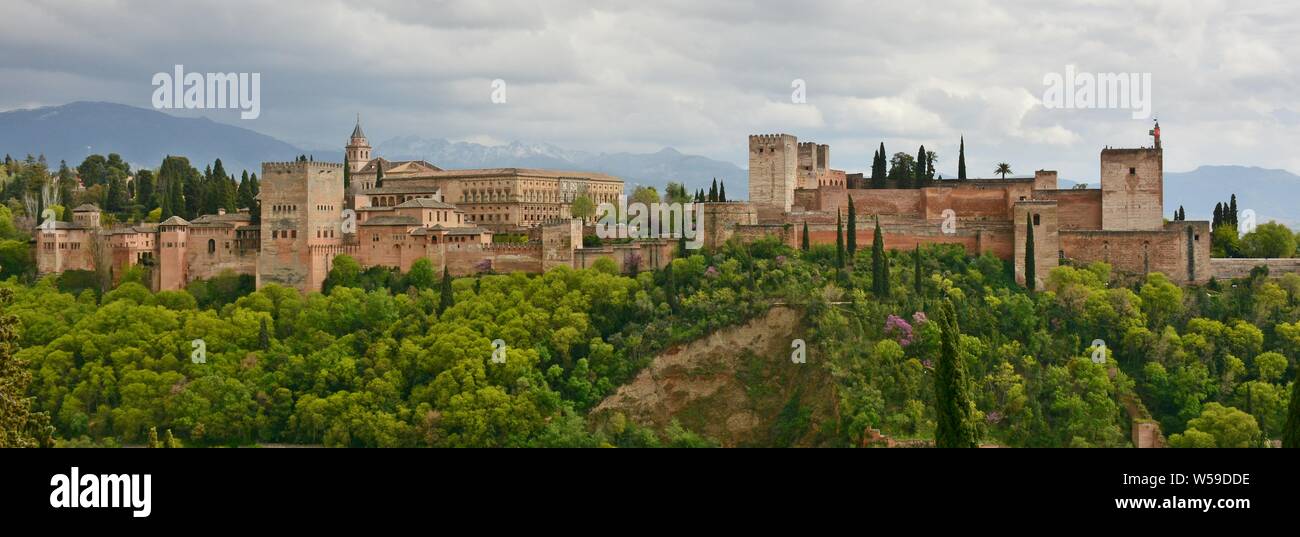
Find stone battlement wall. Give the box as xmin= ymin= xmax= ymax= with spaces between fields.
xmin=1060 ymin=221 xmax=1211 ymax=283
xmin=1034 ymin=189 xmax=1102 ymax=230
xmin=1210 ymin=258 xmax=1300 ymax=280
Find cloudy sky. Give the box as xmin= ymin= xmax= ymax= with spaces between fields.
xmin=3 ymin=0 xmax=1298 ymax=181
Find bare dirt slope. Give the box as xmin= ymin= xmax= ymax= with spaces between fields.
xmin=591 ymin=305 xmax=837 ymax=447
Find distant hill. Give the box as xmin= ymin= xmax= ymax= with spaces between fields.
xmin=376 ymin=137 xmax=746 ymax=197
xmin=0 ymin=101 xmax=302 ymax=176
xmin=0 ymin=102 xmax=747 ymax=197
xmin=1164 ymin=165 xmax=1300 ymax=227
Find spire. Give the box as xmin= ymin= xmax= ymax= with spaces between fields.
xmin=351 ymin=114 xmax=366 ymax=141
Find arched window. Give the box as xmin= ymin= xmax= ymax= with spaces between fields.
xmin=207 ymin=239 xmax=216 ymax=254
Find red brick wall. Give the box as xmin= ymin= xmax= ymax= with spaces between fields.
xmin=1035 ymin=189 xmax=1102 ymax=230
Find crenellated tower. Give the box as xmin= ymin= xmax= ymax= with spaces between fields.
xmin=748 ymin=134 xmax=798 ymax=221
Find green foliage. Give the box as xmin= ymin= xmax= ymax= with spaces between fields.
xmin=405 ymin=259 xmax=436 ymax=290
xmin=1169 ymin=403 xmax=1259 ymax=448
xmin=933 ymin=297 xmax=978 ymax=447
xmin=1241 ymin=221 xmax=1296 ymax=259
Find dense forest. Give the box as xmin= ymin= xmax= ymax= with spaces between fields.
xmin=1 ymin=151 xmax=1299 ymax=448
xmin=2 ymin=222 xmax=1299 ymax=447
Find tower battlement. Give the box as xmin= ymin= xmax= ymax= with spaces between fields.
xmin=262 ymin=161 xmax=346 ymax=172
xmin=749 ymin=133 xmax=796 ymax=147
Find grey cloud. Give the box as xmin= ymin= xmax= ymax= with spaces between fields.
xmin=2 ymin=0 xmax=1300 ymax=181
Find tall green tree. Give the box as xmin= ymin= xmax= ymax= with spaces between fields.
xmin=915 ymin=145 xmax=927 ymax=187
xmin=957 ymin=136 xmax=967 ymax=180
xmin=1024 ymin=212 xmax=1036 ymax=291
xmin=801 ymin=221 xmax=809 ymax=251
xmin=1284 ymin=376 xmax=1300 ymax=448
xmin=871 ymin=143 xmax=887 ymax=189
xmin=157 ymin=156 xmax=196 ymax=220
xmin=933 ymin=297 xmax=978 ymax=448
xmin=913 ymin=244 xmax=923 ymax=295
xmin=835 ymin=212 xmax=844 ymax=269
xmin=718 ymin=182 xmax=727 ymax=202
xmin=375 ymin=165 xmax=385 ymax=188
xmin=237 ymin=170 xmax=255 ymax=210
xmin=135 ymin=169 xmax=156 ymax=211
xmin=105 ymin=173 xmax=129 ymax=212
xmin=846 ymin=196 xmax=857 ymax=258
xmin=258 ymin=317 xmax=270 ymax=351
xmin=871 ymin=217 xmax=887 ymax=296
xmin=343 ymin=155 xmax=352 ymax=191
xmin=439 ymin=266 xmax=454 ymax=315
xmin=1229 ymin=194 xmax=1239 ymax=227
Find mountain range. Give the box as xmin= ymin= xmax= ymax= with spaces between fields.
xmin=1 ymin=102 xmax=1297 ymax=225
xmin=0 ymin=102 xmax=744 ymax=195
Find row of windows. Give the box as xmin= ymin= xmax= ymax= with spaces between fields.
xmin=270 ymin=230 xmax=298 ymax=239
xmin=469 ymin=213 xmax=510 ymax=222
xmin=367 ymin=234 xmax=478 ymax=246
xmin=315 ymin=204 xmax=337 ymax=212
xmin=271 ymin=204 xmax=298 ymax=213
xmin=316 ymin=229 xmax=337 ymax=238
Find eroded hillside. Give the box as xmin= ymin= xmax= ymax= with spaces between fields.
xmin=591 ymin=305 xmax=837 ymax=447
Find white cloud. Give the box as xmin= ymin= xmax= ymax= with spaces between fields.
xmin=2 ymin=0 xmax=1299 ymax=180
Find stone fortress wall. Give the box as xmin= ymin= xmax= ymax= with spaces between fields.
xmin=32 ymin=121 xmax=1295 ymax=293
xmin=736 ymin=129 xmax=1239 ymax=287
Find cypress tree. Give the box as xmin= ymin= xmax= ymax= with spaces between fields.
xmin=1229 ymin=194 xmax=1238 ymax=226
xmin=343 ymin=156 xmax=352 ymax=190
xmin=957 ymin=136 xmax=967 ymax=180
xmin=915 ymin=145 xmax=927 ymax=188
xmin=913 ymin=244 xmax=923 ymax=295
xmin=801 ymin=221 xmax=809 ymax=251
xmin=846 ymin=196 xmax=857 ymax=258
xmin=835 ymin=213 xmax=846 ymax=265
xmin=259 ymin=317 xmax=270 ymax=350
xmin=709 ymin=178 xmax=718 ymax=202
xmin=1024 ymin=212 xmax=1036 ymax=292
xmin=872 ymin=143 xmax=887 ymax=189
xmin=1213 ymin=203 xmax=1222 ymax=228
xmin=439 ymin=266 xmax=454 ymax=315
xmin=934 ymin=297 xmax=978 ymax=448
xmin=871 ymin=216 xmax=886 ymax=296
xmin=719 ymin=182 xmax=726 ymax=202
xmin=1284 ymin=375 xmax=1300 ymax=448
xmin=375 ymin=165 xmax=384 ymax=188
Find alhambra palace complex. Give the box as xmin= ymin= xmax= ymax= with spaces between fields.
xmin=35 ymin=119 xmax=1297 ymax=293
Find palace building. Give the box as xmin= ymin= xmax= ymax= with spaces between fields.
xmin=37 ymin=118 xmax=1293 ymax=294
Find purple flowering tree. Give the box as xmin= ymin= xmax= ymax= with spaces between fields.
xmin=884 ymin=314 xmax=914 ymax=347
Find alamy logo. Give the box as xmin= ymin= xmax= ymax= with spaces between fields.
xmin=1042 ymin=65 xmax=1151 ymax=119
xmin=152 ymin=65 xmax=261 ymax=119
xmin=595 ymin=195 xmax=704 ymax=249
xmin=49 ymin=467 xmax=152 ymax=518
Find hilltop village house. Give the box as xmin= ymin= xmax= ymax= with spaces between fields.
xmin=34 ymin=120 xmax=1292 ymax=293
